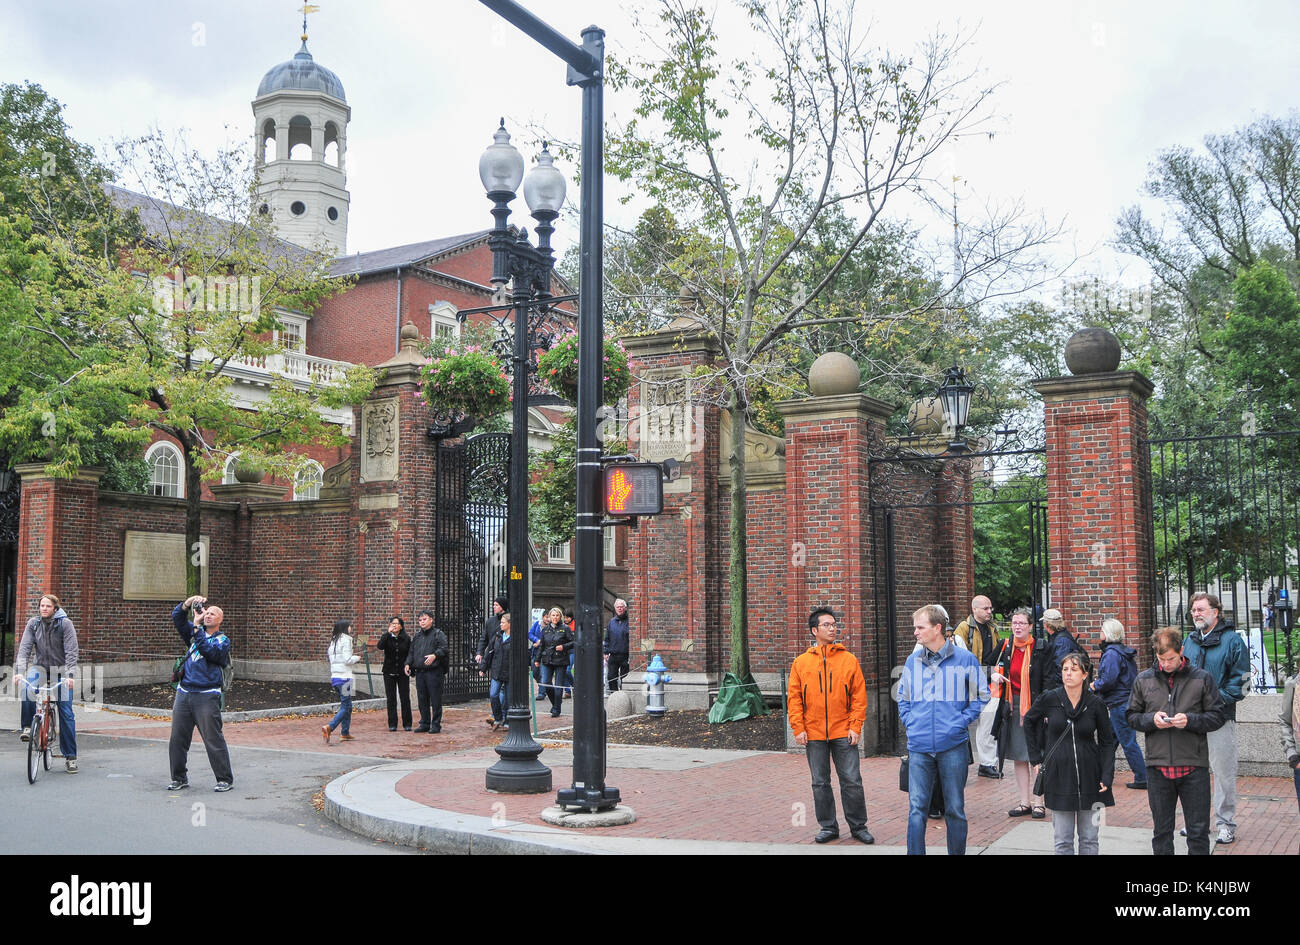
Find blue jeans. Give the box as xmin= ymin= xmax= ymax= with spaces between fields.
xmin=488 ymin=679 xmax=508 ymax=722
xmin=805 ymin=738 xmax=867 ymax=833
xmin=540 ymin=664 xmax=565 ymax=714
xmin=1109 ymin=705 xmax=1147 ymax=784
xmin=1148 ymin=765 xmax=1211 ymax=855
xmin=21 ymin=670 xmax=76 ymax=759
xmin=907 ymin=742 xmax=970 ymax=855
xmin=328 ymin=682 xmax=353 ymax=735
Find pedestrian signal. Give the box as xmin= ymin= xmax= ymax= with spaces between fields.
xmin=603 ymin=463 xmax=663 ymax=516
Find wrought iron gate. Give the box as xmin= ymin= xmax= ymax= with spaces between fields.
xmin=869 ymin=447 xmax=1048 ymax=750
xmin=1145 ymin=430 xmax=1300 ymax=690
xmin=433 ymin=432 xmax=510 ymax=703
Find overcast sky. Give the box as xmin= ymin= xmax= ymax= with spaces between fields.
xmin=3 ymin=0 xmax=1298 ymax=292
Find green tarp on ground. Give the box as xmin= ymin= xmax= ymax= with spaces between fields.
xmin=708 ymin=671 xmax=768 ymax=723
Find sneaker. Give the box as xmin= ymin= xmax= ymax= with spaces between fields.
xmin=214 ymin=781 xmax=233 ymax=793
xmin=65 ymin=758 xmax=79 ymax=774
xmin=340 ymin=734 xmax=355 ymax=741
xmin=166 ymin=779 xmax=190 ymax=791
xmin=977 ymin=765 xmax=1001 ymax=779
xmin=1216 ymin=827 xmax=1235 ymax=844
xmin=20 ymin=727 xmax=30 ymax=742
xmin=389 ymin=727 xmax=397 ymax=732
xmin=1180 ymin=827 xmax=1187 ymax=837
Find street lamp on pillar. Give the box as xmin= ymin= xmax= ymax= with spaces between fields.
xmin=938 ymin=364 xmax=974 ymax=454
xmin=478 ymin=121 xmax=567 ymax=794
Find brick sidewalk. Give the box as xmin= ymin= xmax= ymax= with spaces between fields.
xmin=80 ymin=702 xmax=1299 ymax=853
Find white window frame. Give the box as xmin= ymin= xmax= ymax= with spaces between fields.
xmin=548 ymin=541 xmax=571 ymax=564
xmin=429 ymin=301 xmax=461 ymax=343
xmin=293 ymin=460 xmax=324 ymax=501
xmin=276 ymin=314 xmax=307 ymax=353
xmin=603 ymin=527 xmax=617 ymax=567
xmin=222 ymin=453 xmax=241 ymax=485
xmin=145 ymin=441 xmax=185 ymax=498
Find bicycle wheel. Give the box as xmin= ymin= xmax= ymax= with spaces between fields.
xmin=27 ymin=708 xmax=42 ymax=783
xmin=42 ymin=709 xmax=53 ymax=770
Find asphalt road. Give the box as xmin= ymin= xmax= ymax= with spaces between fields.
xmin=0 ymin=732 xmax=413 ymax=854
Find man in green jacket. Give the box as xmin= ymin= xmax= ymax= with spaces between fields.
xmin=1183 ymin=592 xmax=1251 ymax=845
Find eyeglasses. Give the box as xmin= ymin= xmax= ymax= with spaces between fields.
xmin=817 ymin=621 xmax=837 ymax=629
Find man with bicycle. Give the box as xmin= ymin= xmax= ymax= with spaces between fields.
xmin=168 ymin=595 xmax=234 ymax=792
xmin=16 ymin=593 xmax=79 ymax=774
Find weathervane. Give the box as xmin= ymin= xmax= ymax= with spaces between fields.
xmin=299 ymin=3 xmax=320 ymax=42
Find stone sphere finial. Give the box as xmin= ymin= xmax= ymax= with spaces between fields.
xmin=907 ymin=397 xmax=946 ymax=435
xmin=400 ymin=322 xmax=420 ymax=348
xmin=1064 ymin=327 xmax=1122 ymax=375
xmin=808 ymin=351 xmax=860 ymax=396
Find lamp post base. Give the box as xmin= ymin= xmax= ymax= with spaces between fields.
xmin=485 ymin=709 xmax=552 ymax=793
xmin=554 ymin=784 xmax=621 ymax=812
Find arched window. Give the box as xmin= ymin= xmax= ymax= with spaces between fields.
xmin=222 ymin=454 xmax=240 ymax=485
xmin=145 ymin=442 xmax=184 ymax=498
xmin=294 ymin=460 xmax=324 ymax=501
xmin=260 ymin=118 xmax=277 ymax=163
xmin=288 ymin=115 xmax=312 ymax=160
xmin=324 ymin=121 xmax=340 ymax=167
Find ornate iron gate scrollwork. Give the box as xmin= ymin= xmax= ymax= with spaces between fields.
xmin=433 ymin=432 xmax=510 ymax=703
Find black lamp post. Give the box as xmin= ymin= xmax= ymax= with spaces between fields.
xmin=478 ymin=122 xmax=566 ymax=793
xmin=937 ymin=364 xmax=975 ymax=454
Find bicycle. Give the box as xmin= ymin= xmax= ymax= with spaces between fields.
xmin=20 ymin=676 xmax=65 ymax=784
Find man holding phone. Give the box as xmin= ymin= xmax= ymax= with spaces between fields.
xmin=1126 ymin=627 xmax=1225 ymax=855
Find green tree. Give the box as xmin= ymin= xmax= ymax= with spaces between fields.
xmin=607 ymin=1 xmax=1054 ymax=685
xmin=0 ymin=110 xmax=376 ymax=593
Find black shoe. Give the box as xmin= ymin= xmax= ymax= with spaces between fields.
xmin=550 ymin=711 xmax=562 ymax=718
xmin=413 ymin=726 xmax=430 ymax=733
xmin=928 ymin=809 xmax=944 ymax=820
xmin=977 ymin=765 xmax=1001 ymax=779
xmin=429 ymin=726 xmax=441 ymax=734
xmin=403 ymin=727 xmax=412 ymax=732
xmin=851 ymin=828 xmax=875 ymax=845
xmin=214 ymin=781 xmax=233 ymax=793
xmin=1126 ymin=781 xmax=1147 ymax=790
xmin=166 ymin=779 xmax=189 ymax=791
xmin=813 ymin=828 xmax=840 ymax=844
xmin=389 ymin=727 xmax=397 ymax=732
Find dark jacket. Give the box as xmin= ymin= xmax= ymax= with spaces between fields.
xmin=1126 ymin=657 xmax=1226 ymax=767
xmin=1092 ymin=641 xmax=1139 ymax=709
xmin=1024 ymin=688 xmax=1117 ymax=810
xmin=604 ymin=612 xmax=630 ymax=656
xmin=406 ymin=625 xmax=449 ymax=675
xmin=1042 ymin=627 xmax=1083 ymax=692
xmin=538 ymin=622 xmax=574 ymax=667
xmin=483 ymin=630 xmax=511 ymax=683
xmin=990 ymin=637 xmax=1051 ymax=742
xmin=375 ymin=629 xmax=412 ymax=676
xmin=953 ymin=615 xmax=997 ymax=666
xmin=478 ymin=612 xmax=502 ymax=661
xmin=1182 ymin=619 xmax=1251 ymax=721
xmin=170 ymin=602 xmax=230 ymax=692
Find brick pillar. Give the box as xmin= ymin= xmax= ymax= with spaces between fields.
xmin=936 ymin=458 xmax=975 ymax=613
xmin=355 ymin=323 xmax=434 ymax=631
xmin=14 ymin=465 xmax=103 ymax=654
xmin=623 ymin=326 xmax=723 ymax=687
xmin=1033 ymin=371 xmax=1155 ymax=656
xmin=775 ymin=392 xmax=892 ymax=754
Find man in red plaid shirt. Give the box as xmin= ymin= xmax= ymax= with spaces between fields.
xmin=1126 ymin=626 xmax=1226 ymax=855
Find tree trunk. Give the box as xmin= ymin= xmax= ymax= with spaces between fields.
xmin=728 ymin=394 xmax=750 ymax=678
xmin=183 ymin=443 xmax=203 ymax=596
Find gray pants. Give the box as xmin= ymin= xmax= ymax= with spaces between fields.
xmin=1207 ymin=721 xmax=1238 ymax=829
xmin=1051 ymin=807 xmax=1100 ymax=855
xmin=169 ymin=689 xmax=233 ymax=785
xmin=972 ymin=695 xmax=999 ymax=767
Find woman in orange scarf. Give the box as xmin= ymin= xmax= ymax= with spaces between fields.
xmin=991 ymin=608 xmax=1050 ymax=818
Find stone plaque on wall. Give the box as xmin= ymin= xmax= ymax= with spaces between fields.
xmin=361 ymin=397 xmax=399 ymax=482
xmin=637 ymin=369 xmax=697 ymax=463
xmin=122 ymin=531 xmax=210 ymax=600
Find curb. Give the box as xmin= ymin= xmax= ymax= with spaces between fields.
xmin=88 ymin=697 xmax=386 ymax=722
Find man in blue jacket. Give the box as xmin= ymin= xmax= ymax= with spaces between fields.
xmin=168 ymin=596 xmax=234 ymax=792
xmin=898 ymin=604 xmax=989 ymax=855
xmin=1184 ymin=593 xmax=1251 ymax=844
xmin=604 ymin=598 xmax=630 ymax=692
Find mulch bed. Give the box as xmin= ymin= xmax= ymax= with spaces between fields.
xmin=103 ymin=679 xmax=354 ymax=712
xmin=605 ymin=709 xmax=785 ymax=751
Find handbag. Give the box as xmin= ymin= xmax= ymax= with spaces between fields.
xmin=1032 ymin=719 xmax=1073 ymax=795
xmin=899 ymin=753 xmax=909 ymax=792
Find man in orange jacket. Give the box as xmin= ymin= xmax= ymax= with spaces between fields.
xmin=788 ymin=607 xmax=873 ymax=844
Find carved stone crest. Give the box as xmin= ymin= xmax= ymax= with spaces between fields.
xmin=361 ymin=398 xmax=399 ymax=482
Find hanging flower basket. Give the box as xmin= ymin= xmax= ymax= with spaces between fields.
xmin=418 ymin=346 xmax=511 ymax=431
xmin=537 ymin=334 xmax=630 ymax=406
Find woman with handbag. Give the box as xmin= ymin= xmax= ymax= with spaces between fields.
xmin=322 ymin=619 xmax=360 ymax=744
xmin=990 ymin=608 xmax=1049 ymax=819
xmin=535 ymin=607 xmax=573 ymax=718
xmin=1024 ymin=651 xmax=1117 ymax=854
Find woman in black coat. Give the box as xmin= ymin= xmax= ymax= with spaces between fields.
xmin=534 ymin=607 xmax=573 ymax=718
xmin=1024 ymin=651 xmax=1116 ymax=855
xmin=375 ymin=616 xmax=413 ymax=731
